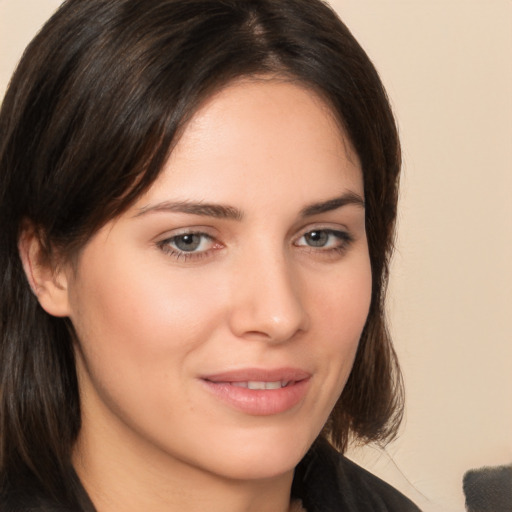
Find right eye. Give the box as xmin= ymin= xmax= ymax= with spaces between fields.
xmin=158 ymin=231 xmax=219 ymax=260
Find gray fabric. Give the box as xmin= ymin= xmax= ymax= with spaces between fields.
xmin=463 ymin=464 xmax=512 ymax=512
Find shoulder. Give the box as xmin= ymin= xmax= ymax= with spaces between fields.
xmin=293 ymin=438 xmax=422 ymax=512
xmin=333 ymin=455 xmax=421 ymax=511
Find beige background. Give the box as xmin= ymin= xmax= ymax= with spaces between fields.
xmin=1 ymin=1 xmax=511 ymax=511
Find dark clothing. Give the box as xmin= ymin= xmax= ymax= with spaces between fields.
xmin=2 ymin=439 xmax=421 ymax=511
xmin=292 ymin=438 xmax=422 ymax=511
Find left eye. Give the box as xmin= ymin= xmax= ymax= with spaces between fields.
xmin=295 ymin=229 xmax=351 ymax=249
xmin=163 ymin=233 xmax=214 ymax=253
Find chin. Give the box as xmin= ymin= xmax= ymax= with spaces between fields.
xmin=194 ymin=424 xmax=316 ymax=482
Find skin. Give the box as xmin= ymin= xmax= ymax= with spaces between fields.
xmin=26 ymin=79 xmax=372 ymax=512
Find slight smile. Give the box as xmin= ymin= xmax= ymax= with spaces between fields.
xmin=201 ymin=368 xmax=311 ymax=416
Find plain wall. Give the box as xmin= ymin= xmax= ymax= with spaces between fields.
xmin=333 ymin=2 xmax=512 ymax=511
xmin=1 ymin=1 xmax=511 ymax=511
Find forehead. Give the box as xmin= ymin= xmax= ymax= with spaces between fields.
xmin=135 ymin=78 xmax=362 ymax=210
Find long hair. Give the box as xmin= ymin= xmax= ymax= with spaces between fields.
xmin=0 ymin=0 xmax=402 ymax=507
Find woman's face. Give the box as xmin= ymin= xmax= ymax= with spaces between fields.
xmin=64 ymin=79 xmax=372 ymax=483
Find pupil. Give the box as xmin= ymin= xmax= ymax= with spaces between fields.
xmin=175 ymin=234 xmax=201 ymax=251
xmin=306 ymin=231 xmax=328 ymax=247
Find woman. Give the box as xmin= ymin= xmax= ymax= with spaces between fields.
xmin=0 ymin=0 xmax=420 ymax=510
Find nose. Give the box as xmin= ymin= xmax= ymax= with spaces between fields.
xmin=227 ymin=246 xmax=309 ymax=343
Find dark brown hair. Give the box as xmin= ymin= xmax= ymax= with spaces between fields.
xmin=0 ymin=0 xmax=402 ymax=507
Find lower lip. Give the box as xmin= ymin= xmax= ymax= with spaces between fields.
xmin=201 ymin=379 xmax=310 ymax=416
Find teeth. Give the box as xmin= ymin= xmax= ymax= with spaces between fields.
xmin=261 ymin=381 xmax=281 ymax=390
xmin=231 ymin=380 xmax=290 ymax=390
xmin=248 ymin=381 xmax=266 ymax=390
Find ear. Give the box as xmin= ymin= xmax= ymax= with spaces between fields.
xmin=18 ymin=224 xmax=71 ymax=317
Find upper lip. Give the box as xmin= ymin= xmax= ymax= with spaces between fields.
xmin=201 ymin=368 xmax=311 ymax=383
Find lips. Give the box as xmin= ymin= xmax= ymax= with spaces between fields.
xmin=202 ymin=367 xmax=310 ymax=383
xmin=201 ymin=368 xmax=311 ymax=416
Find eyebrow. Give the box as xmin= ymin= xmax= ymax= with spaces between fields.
xmin=135 ymin=201 xmax=243 ymax=220
xmin=299 ymin=192 xmax=365 ymax=217
xmin=134 ymin=192 xmax=364 ymax=220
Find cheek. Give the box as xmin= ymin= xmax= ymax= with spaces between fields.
xmin=67 ymin=251 xmax=228 ymax=440
xmin=70 ymin=251 xmax=217 ymax=353
xmin=67 ymin=246 xmax=227 ymax=419
xmin=313 ymin=254 xmax=372 ymax=339
xmin=312 ymin=254 xmax=372 ymax=381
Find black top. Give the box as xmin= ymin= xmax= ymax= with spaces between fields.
xmin=293 ymin=438 xmax=422 ymax=511
xmin=2 ymin=439 xmax=421 ymax=511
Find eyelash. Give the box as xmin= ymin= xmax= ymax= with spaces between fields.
xmin=294 ymin=229 xmax=354 ymax=254
xmin=157 ymin=228 xmax=354 ymax=262
xmin=157 ymin=231 xmax=218 ymax=261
